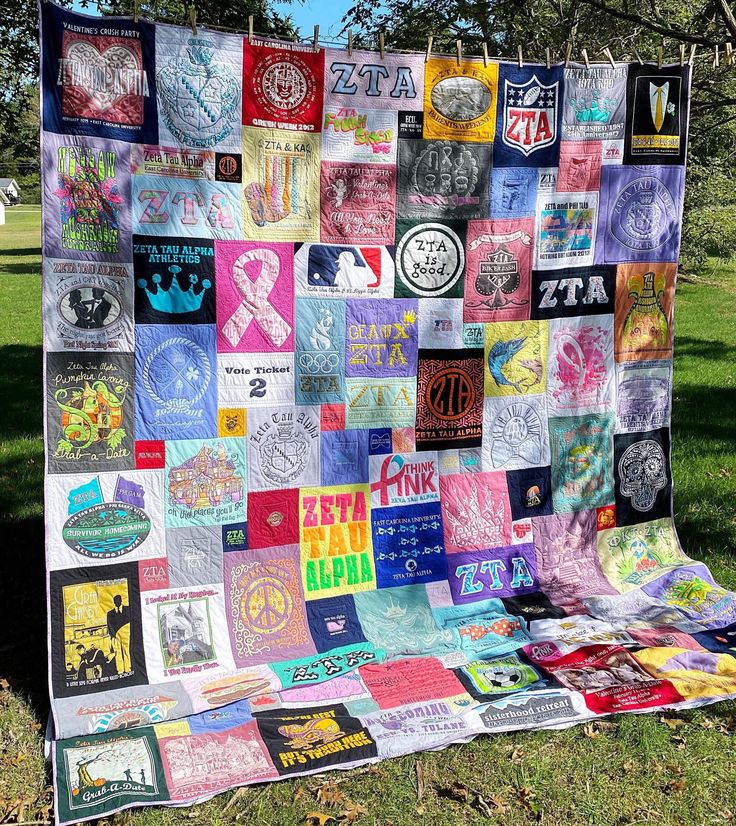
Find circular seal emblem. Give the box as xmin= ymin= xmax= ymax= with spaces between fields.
xmin=62 ymin=502 xmax=151 ymax=558
xmin=255 ymin=52 xmax=315 ymax=120
xmin=142 ymin=336 xmax=211 ymax=409
xmin=397 ymin=223 xmax=465 ymax=296
xmin=425 ymin=365 xmax=476 ymax=421
xmin=610 ymin=176 xmax=676 ymax=252
xmin=431 ymin=76 xmax=492 ymax=123
xmin=241 ymin=576 xmax=292 ymax=634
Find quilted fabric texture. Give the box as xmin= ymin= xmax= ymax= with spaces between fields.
xmin=40 ymin=3 xmax=736 ymax=823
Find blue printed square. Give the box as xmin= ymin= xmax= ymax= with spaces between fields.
xmin=320 ymin=430 xmax=369 ymax=486
xmin=135 ymin=324 xmax=218 ymax=441
xmin=371 ymin=501 xmax=447 ymax=588
xmin=306 ymin=595 xmax=368 ymax=653
xmin=368 ymin=428 xmax=393 ymax=455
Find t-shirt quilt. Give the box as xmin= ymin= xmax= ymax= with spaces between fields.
xmin=40 ymin=5 xmax=733 ymax=823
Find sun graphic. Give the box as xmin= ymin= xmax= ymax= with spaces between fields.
xmin=403 ymin=308 xmax=417 ymax=325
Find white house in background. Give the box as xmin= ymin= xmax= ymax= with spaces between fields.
xmin=0 ymin=201 xmax=5 ymax=226
xmin=0 ymin=178 xmax=21 ymax=204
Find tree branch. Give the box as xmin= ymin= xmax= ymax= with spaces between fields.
xmin=714 ymin=0 xmax=736 ymax=41
xmin=575 ymin=0 xmax=715 ymax=45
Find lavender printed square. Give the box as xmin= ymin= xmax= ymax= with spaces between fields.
xmin=345 ymin=298 xmax=418 ymax=378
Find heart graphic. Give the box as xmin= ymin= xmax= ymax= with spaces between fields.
xmin=64 ymin=40 xmax=141 ymax=112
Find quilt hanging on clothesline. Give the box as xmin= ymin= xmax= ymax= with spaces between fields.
xmin=40 ymin=3 xmax=736 ymax=823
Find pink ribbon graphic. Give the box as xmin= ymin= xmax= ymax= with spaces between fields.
xmin=223 ymin=249 xmax=292 ymax=348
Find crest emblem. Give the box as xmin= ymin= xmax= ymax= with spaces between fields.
xmin=503 ymin=76 xmax=558 ymax=156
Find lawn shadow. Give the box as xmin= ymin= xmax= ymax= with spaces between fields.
xmin=0 ymin=262 xmax=43 ymax=276
xmin=0 ymin=343 xmax=46 ymax=712
xmin=673 ymin=335 xmax=736 ymax=363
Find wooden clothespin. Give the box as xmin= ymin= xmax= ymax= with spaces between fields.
xmin=680 ymin=44 xmax=686 ymax=66
xmin=546 ymin=46 xmax=551 ymax=69
xmin=714 ymin=44 xmax=720 ymax=68
xmin=564 ymin=42 xmax=572 ymax=67
xmin=726 ymin=41 xmax=733 ymax=65
xmin=482 ymin=42 xmax=489 ymax=67
xmin=248 ymin=15 xmax=254 ymax=42
xmin=189 ymin=5 xmax=197 ymax=36
xmin=425 ymin=35 xmax=433 ymax=63
xmin=379 ymin=31 xmax=385 ymax=59
xmin=603 ymin=46 xmax=616 ymax=68
xmin=633 ymin=47 xmax=644 ymax=65
xmin=456 ymin=39 xmax=462 ymax=65
xmin=689 ymin=44 xmax=697 ymax=66
xmin=517 ymin=45 xmax=524 ymax=68
xmin=347 ymin=29 xmax=353 ymax=57
xmin=313 ymin=25 xmax=319 ymax=52
xmin=657 ymin=45 xmax=663 ymax=69
xmin=582 ymin=47 xmax=590 ymax=69
xmin=133 ymin=0 xmax=139 ymax=22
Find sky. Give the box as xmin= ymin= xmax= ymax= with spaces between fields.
xmin=274 ymin=0 xmax=353 ymax=40
xmin=71 ymin=0 xmax=355 ymax=41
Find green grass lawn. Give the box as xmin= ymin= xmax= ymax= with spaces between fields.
xmin=0 ymin=207 xmax=735 ymax=825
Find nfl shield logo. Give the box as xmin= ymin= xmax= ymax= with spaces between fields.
xmin=503 ymin=76 xmax=558 ymax=156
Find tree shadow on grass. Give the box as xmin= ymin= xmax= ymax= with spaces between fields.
xmin=0 ymin=344 xmax=46 ymax=712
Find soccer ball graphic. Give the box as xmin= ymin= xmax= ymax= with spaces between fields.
xmin=488 ymin=666 xmax=523 ymax=689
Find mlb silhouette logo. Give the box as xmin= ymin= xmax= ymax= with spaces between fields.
xmin=307 ymin=245 xmax=384 ymax=291
xmin=503 ymin=76 xmax=558 ymax=156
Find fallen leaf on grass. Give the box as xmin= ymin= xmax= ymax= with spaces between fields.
xmin=665 ymin=778 xmax=686 ymax=793
xmin=660 ymin=716 xmax=686 ymax=730
xmin=223 ymin=786 xmax=249 ymax=812
xmin=672 ymin=734 xmax=687 ymax=750
xmin=514 ymin=785 xmax=541 ymax=818
xmin=583 ymin=720 xmax=617 ymax=738
xmin=718 ymin=809 xmax=734 ymax=821
xmin=509 ymin=747 xmax=526 ymax=762
xmin=340 ymin=802 xmax=369 ymax=822
xmin=316 ymin=781 xmax=346 ymax=808
xmin=306 ymin=813 xmax=336 ymax=826
xmin=436 ymin=781 xmax=498 ymax=819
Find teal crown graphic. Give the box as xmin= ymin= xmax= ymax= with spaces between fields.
xmin=137 ymin=266 xmax=211 ymax=314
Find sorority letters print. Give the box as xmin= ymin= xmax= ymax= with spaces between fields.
xmin=133 ymin=236 xmax=216 ymax=324
xmin=530 ymin=265 xmax=615 ymax=320
xmin=416 ymin=349 xmax=484 ymax=450
xmin=396 ymin=139 xmax=492 ymax=220
xmin=614 ymin=263 xmax=675 ymax=362
xmin=321 ymin=162 xmax=396 ymax=245
xmin=46 ymin=352 xmax=135 ymax=474
xmin=242 ymin=127 xmax=321 ymax=241
xmin=464 ymin=218 xmax=534 ymax=322
xmin=423 ymin=58 xmax=499 ymax=142
xmin=624 ymin=64 xmax=690 ymax=165
xmin=43 ymin=133 xmax=131 ymax=262
xmin=495 ymin=65 xmax=563 ymax=168
xmin=40 ymin=2 xmax=157 ymax=143
xmin=299 ymin=485 xmax=376 ymax=599
xmin=598 ymin=166 xmax=684 ymax=263
xmin=155 ymin=27 xmax=242 ymax=151
xmin=41 ymin=11 xmax=721 ymax=821
xmin=43 ymin=258 xmax=135 ymax=352
xmin=562 ymin=66 xmax=627 ymax=142
xmin=324 ymin=50 xmax=424 ymax=111
xmin=243 ymin=39 xmax=324 ymax=132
